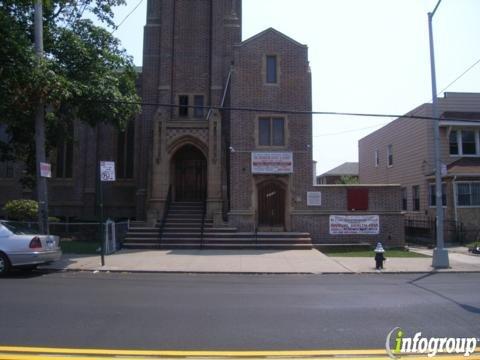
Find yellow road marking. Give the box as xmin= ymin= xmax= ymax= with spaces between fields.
xmin=0 ymin=355 xmax=479 ymax=360
xmin=0 ymin=346 xmax=387 ymax=356
xmin=0 ymin=346 xmax=478 ymax=359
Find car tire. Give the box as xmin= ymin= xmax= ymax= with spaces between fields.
xmin=0 ymin=252 xmax=10 ymax=275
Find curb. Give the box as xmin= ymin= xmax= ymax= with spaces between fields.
xmin=37 ymin=267 xmax=480 ymax=276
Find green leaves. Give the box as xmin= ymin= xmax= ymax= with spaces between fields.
xmin=3 ymin=199 xmax=39 ymax=221
xmin=0 ymin=0 xmax=140 ymax=188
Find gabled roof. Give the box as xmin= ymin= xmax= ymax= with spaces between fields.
xmin=319 ymin=162 xmax=359 ymax=177
xmin=238 ymin=27 xmax=307 ymax=48
xmin=447 ymin=158 xmax=480 ymax=175
xmin=426 ymin=158 xmax=480 ymax=177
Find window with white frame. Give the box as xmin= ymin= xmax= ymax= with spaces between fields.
xmin=449 ymin=129 xmax=480 ymax=156
xmin=456 ymin=182 xmax=480 ymax=207
xmin=387 ymin=144 xmax=393 ymax=167
xmin=374 ymin=150 xmax=379 ymax=167
xmin=429 ymin=183 xmax=447 ymax=207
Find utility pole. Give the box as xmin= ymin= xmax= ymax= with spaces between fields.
xmin=428 ymin=0 xmax=449 ymax=268
xmin=34 ymin=0 xmax=49 ymax=234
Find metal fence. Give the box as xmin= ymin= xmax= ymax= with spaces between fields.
xmin=1 ymin=219 xmax=129 ymax=253
xmin=405 ymin=215 xmax=479 ymax=246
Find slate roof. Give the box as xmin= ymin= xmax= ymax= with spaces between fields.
xmin=319 ymin=162 xmax=359 ymax=177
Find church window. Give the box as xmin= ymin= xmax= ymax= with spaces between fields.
xmin=259 ymin=117 xmax=285 ymax=146
xmin=55 ymin=126 xmax=74 ymax=178
xmin=266 ymin=55 xmax=278 ymax=84
xmin=0 ymin=125 xmax=14 ymax=178
xmin=179 ymin=95 xmax=189 ymax=117
xmin=194 ymin=95 xmax=204 ymax=118
xmin=117 ymin=120 xmax=134 ymax=179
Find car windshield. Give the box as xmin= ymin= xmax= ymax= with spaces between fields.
xmin=0 ymin=222 xmax=39 ymax=235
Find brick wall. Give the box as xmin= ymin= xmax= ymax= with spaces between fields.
xmin=229 ymin=28 xmax=313 ymax=230
xmin=293 ymin=185 xmax=405 ymax=246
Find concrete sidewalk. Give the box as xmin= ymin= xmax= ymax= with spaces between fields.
xmin=41 ymin=248 xmax=480 ymax=274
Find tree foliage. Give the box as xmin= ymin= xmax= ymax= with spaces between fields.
xmin=3 ymin=199 xmax=39 ymax=220
xmin=0 ymin=0 xmax=140 ymax=187
xmin=335 ymin=176 xmax=360 ymax=185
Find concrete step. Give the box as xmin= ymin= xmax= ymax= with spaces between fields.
xmin=123 ymin=243 xmax=312 ymax=250
xmin=203 ymin=227 xmax=237 ymax=233
xmin=255 ymin=232 xmax=311 ymax=237
xmin=128 ymin=227 xmax=159 ymax=232
xmin=124 ymin=238 xmax=160 ymax=244
xmin=162 ymin=227 xmax=203 ymax=231
xmin=202 ymin=237 xmax=312 ymax=242
xmin=166 ymin=215 xmax=204 ymax=219
xmin=171 ymin=202 xmax=203 ymax=206
xmin=125 ymin=233 xmax=159 ymax=238
xmin=129 ymin=221 xmax=149 ymax=226
xmin=161 ymin=233 xmax=203 ymax=238
xmin=168 ymin=209 xmax=203 ymax=214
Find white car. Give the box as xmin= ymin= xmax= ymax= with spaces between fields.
xmin=0 ymin=221 xmax=62 ymax=274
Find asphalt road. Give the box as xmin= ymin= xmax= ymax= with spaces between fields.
xmin=0 ymin=271 xmax=479 ymax=351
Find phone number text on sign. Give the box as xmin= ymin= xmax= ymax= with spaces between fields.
xmin=329 ymin=215 xmax=380 ymax=235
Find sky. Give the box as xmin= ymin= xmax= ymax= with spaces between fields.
xmin=109 ymin=0 xmax=480 ymax=175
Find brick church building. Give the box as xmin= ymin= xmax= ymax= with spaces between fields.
xmin=0 ymin=0 xmax=405 ymax=247
xmin=139 ymin=0 xmax=314 ymax=233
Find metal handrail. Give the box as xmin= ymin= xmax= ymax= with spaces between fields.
xmin=200 ymin=199 xmax=207 ymax=249
xmin=158 ymin=186 xmax=172 ymax=248
xmin=254 ymin=210 xmax=258 ymax=247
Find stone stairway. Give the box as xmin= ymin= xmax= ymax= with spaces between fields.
xmin=123 ymin=202 xmax=312 ymax=250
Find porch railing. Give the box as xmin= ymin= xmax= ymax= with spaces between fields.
xmin=200 ymin=199 xmax=207 ymax=249
xmin=158 ymin=185 xmax=172 ymax=248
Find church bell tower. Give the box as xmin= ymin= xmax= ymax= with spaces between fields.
xmin=135 ymin=0 xmax=242 ymax=224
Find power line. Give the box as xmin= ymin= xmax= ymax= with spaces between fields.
xmin=85 ymin=98 xmax=480 ymax=123
xmin=313 ymin=123 xmax=391 ymax=137
xmin=112 ymin=0 xmax=144 ymax=33
xmin=438 ymin=56 xmax=480 ymax=95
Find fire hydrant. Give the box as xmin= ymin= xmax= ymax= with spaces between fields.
xmin=374 ymin=242 xmax=386 ymax=270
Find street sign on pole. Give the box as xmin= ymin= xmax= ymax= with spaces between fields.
xmin=100 ymin=161 xmax=116 ymax=182
xmin=40 ymin=162 xmax=51 ymax=178
xmin=98 ymin=161 xmax=116 ymax=267
xmin=34 ymin=0 xmax=49 ymax=235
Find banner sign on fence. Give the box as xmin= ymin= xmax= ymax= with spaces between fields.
xmin=100 ymin=161 xmax=116 ymax=182
xmin=251 ymin=152 xmax=293 ymax=174
xmin=40 ymin=162 xmax=51 ymax=178
xmin=329 ymin=215 xmax=380 ymax=235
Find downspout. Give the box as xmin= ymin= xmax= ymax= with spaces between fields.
xmin=169 ymin=0 xmax=176 ymax=119
xmin=208 ymin=0 xmax=213 ymax=107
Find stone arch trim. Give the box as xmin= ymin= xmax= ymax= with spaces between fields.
xmin=167 ymin=135 xmax=208 ymax=160
xmin=255 ymin=176 xmax=289 ymax=190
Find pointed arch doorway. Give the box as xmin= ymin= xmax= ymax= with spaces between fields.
xmin=257 ymin=180 xmax=286 ymax=230
xmin=171 ymin=145 xmax=207 ymax=202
